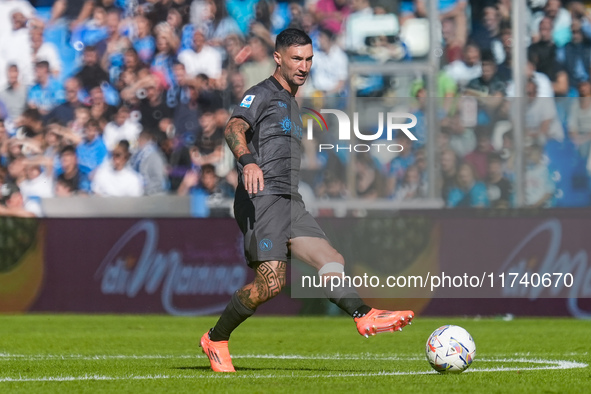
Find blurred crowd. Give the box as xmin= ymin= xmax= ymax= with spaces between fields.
xmin=1 ymin=0 xmax=591 ymax=217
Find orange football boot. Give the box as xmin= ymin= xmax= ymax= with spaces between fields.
xmin=200 ymin=330 xmax=236 ymax=372
xmin=355 ymin=309 xmax=414 ymax=338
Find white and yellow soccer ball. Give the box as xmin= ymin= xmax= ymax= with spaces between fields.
xmin=425 ymin=325 xmax=476 ymax=373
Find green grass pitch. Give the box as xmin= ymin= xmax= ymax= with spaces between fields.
xmin=0 ymin=315 xmax=589 ymax=393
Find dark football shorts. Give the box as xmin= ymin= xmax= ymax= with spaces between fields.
xmin=233 ymin=189 xmax=328 ymax=266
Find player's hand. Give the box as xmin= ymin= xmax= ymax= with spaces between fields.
xmin=243 ymin=163 xmax=264 ymax=194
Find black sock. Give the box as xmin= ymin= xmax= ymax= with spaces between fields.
xmin=352 ymin=304 xmax=372 ymax=318
xmin=209 ymin=291 xmax=256 ymax=341
xmin=323 ymin=283 xmax=371 ymax=318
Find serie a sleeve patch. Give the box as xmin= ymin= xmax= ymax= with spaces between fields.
xmin=240 ymin=95 xmax=256 ymax=108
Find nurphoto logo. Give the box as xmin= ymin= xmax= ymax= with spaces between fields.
xmin=302 ymin=108 xmax=418 ymax=153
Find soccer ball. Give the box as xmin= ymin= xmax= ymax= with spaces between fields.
xmin=425 ymin=325 xmax=476 ymax=373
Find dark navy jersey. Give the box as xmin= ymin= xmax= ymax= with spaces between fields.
xmin=231 ymin=76 xmax=304 ymax=198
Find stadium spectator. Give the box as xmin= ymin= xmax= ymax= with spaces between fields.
xmin=525 ymin=144 xmax=555 ymax=208
xmin=132 ymin=14 xmax=156 ymax=65
xmin=101 ymin=9 xmax=131 ymax=86
xmin=0 ymin=0 xmax=34 ymax=48
xmin=468 ymin=3 xmax=504 ymax=64
xmin=42 ymin=122 xmax=65 ymax=170
xmin=91 ymin=140 xmax=144 ymax=196
xmin=30 ymin=25 xmax=62 ymax=79
xmin=531 ymin=0 xmax=572 ymax=48
xmin=392 ymin=165 xmax=426 ymax=201
xmin=226 ymin=71 xmax=247 ymax=108
xmin=1 ymin=10 xmax=33 ymax=87
xmin=222 ymin=33 xmax=246 ymax=73
xmin=312 ymin=0 xmax=351 ymax=35
xmin=447 ymin=163 xmax=489 ymax=208
xmin=464 ymin=128 xmax=494 ymax=181
xmin=56 ymin=144 xmax=91 ymax=194
xmin=47 ymin=77 xmax=84 ymax=126
xmin=27 ymin=61 xmax=65 ymax=115
xmin=19 ymin=108 xmax=45 ymax=143
xmin=406 ymin=0 xmax=468 ymax=47
xmin=19 ymin=157 xmax=54 ymax=200
xmin=89 ymin=85 xmax=117 ymax=122
xmin=0 ymin=64 xmax=27 ymax=122
xmin=239 ymin=33 xmax=275 ymax=90
xmin=316 ymin=170 xmax=348 ymax=200
xmin=495 ymin=21 xmax=514 ymax=82
xmin=528 ymin=17 xmax=569 ymax=96
xmin=487 ymin=153 xmax=512 ymax=208
xmin=76 ymin=46 xmax=110 ymax=92
xmin=178 ymin=28 xmax=222 ymax=80
xmin=55 ymin=175 xmax=77 ymax=197
xmin=568 ymin=80 xmax=591 ymax=146
xmin=172 ymin=77 xmax=203 ymax=146
xmin=309 ymin=27 xmax=348 ymax=96
xmin=70 ymin=106 xmax=91 ymax=137
xmin=439 ymin=148 xmax=459 ymax=201
xmin=557 ymin=18 xmax=591 ymax=93
xmin=6 ymin=154 xmax=27 ymax=185
xmin=444 ymin=42 xmax=482 ymax=90
xmin=506 ymin=59 xmax=555 ymax=98
xmin=103 ymin=105 xmax=142 ymax=152
xmin=151 ymin=26 xmax=179 ymax=88
xmin=136 ymin=75 xmax=174 ymax=131
xmin=465 ymin=50 xmax=506 ymax=97
xmin=76 ymin=119 xmax=108 ymax=173
xmin=192 ymin=110 xmax=225 ymax=167
xmin=200 ymin=0 xmax=242 ymax=46
xmin=386 ymin=135 xmax=415 ymax=197
xmin=441 ymin=16 xmax=463 ymax=65
xmin=0 ymin=182 xmax=39 ymax=217
xmin=524 ymin=79 xmax=565 ymax=145
xmin=160 ymin=128 xmax=192 ymax=192
xmin=441 ymin=112 xmax=476 ymax=158
xmin=166 ymin=62 xmax=191 ymax=108
xmin=356 ymin=152 xmax=386 ymax=199
xmin=130 ymin=130 xmax=169 ymax=195
xmin=178 ymin=163 xmax=234 ymax=199
xmin=49 ymin=0 xmax=94 ymax=31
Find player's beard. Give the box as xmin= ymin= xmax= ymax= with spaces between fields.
xmin=290 ymin=72 xmax=308 ymax=87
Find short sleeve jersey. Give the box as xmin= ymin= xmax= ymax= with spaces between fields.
xmin=231 ymin=76 xmax=304 ymax=198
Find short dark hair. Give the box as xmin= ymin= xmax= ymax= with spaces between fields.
xmin=22 ymin=108 xmax=42 ymax=122
xmin=117 ymin=139 xmax=130 ymax=152
xmin=85 ymin=119 xmax=100 ymax=129
xmin=201 ymin=164 xmax=216 ymax=175
xmin=60 ymin=144 xmax=77 ymax=156
xmin=35 ymin=60 xmax=50 ymax=70
xmin=275 ymin=28 xmax=312 ymax=51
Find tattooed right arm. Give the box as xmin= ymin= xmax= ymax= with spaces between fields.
xmin=224 ymin=117 xmax=251 ymax=159
xmin=225 ymin=117 xmax=265 ymax=193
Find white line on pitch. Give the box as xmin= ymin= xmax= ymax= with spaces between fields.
xmin=0 ymin=360 xmax=587 ymax=383
xmin=0 ymin=356 xmax=587 ymax=383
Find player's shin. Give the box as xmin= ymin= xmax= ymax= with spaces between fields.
xmin=318 ymin=262 xmax=372 ymax=318
xmin=209 ymin=291 xmax=256 ymax=341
